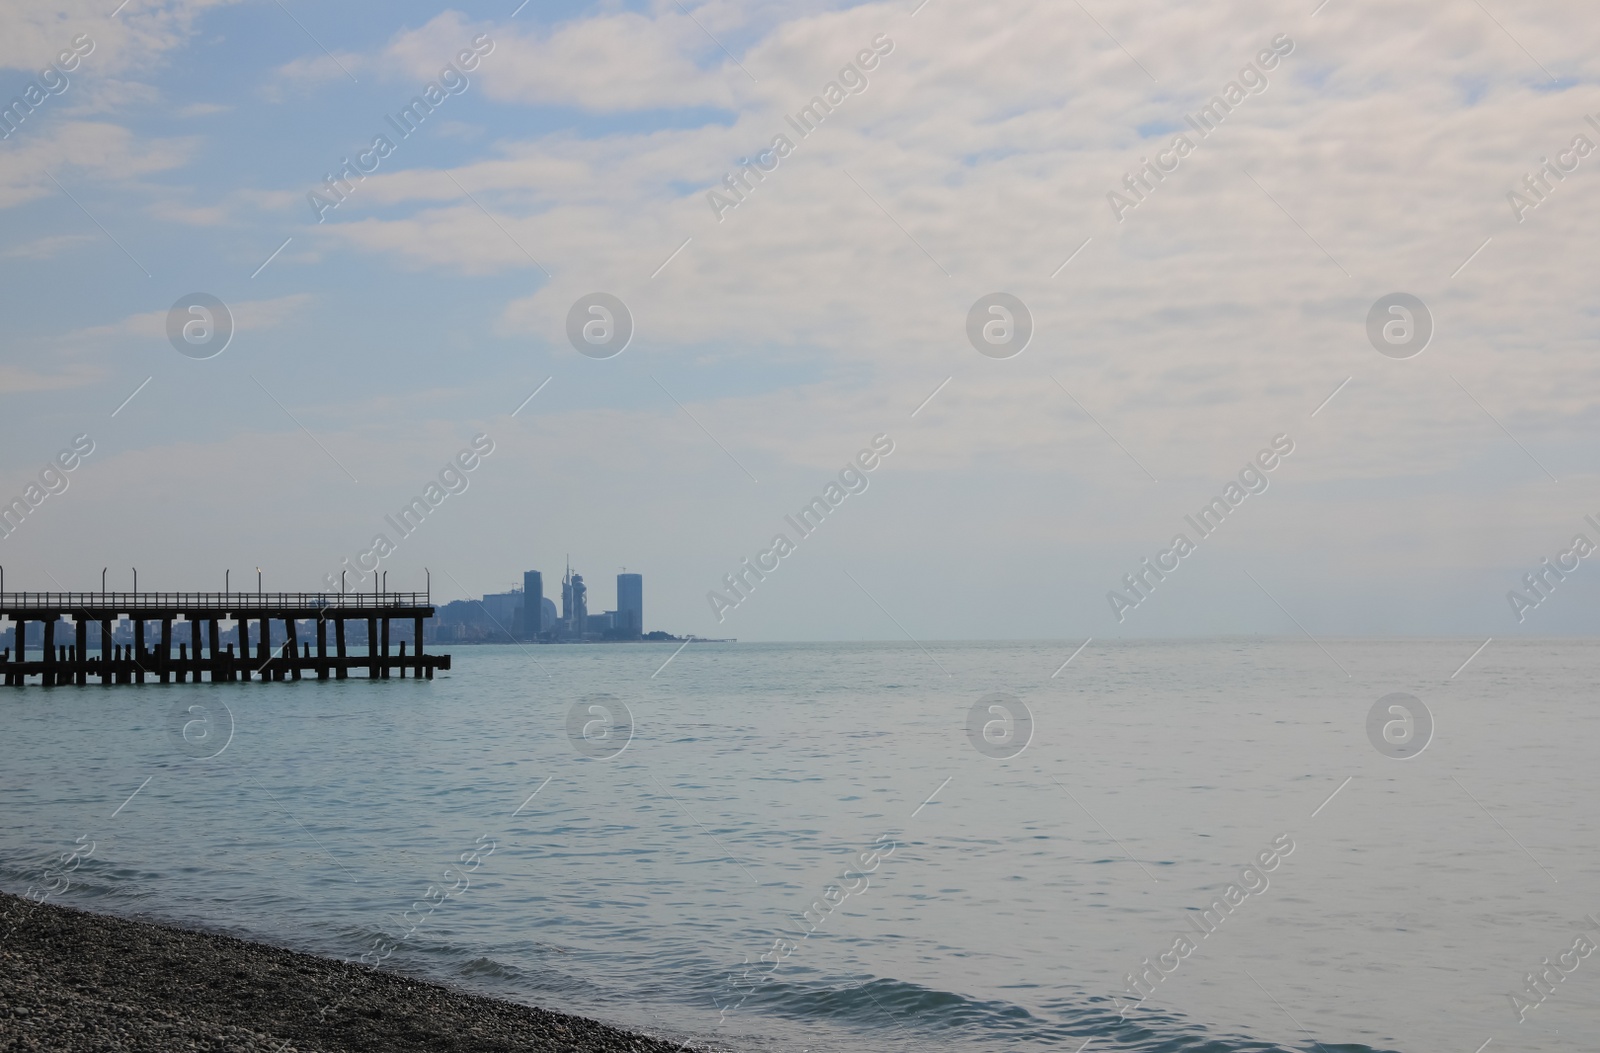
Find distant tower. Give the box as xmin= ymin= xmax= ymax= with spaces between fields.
xmin=617 ymin=573 xmax=643 ymax=638
xmin=561 ymin=559 xmax=573 ymax=629
xmin=520 ymin=570 xmax=543 ymax=640
xmin=571 ymin=573 xmax=587 ymax=635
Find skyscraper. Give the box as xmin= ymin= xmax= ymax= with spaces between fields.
xmin=520 ymin=570 xmax=543 ymax=640
xmin=617 ymin=573 xmax=643 ymax=638
xmin=571 ymin=572 xmax=587 ymax=635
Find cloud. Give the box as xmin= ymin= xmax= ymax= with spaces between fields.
xmin=367 ymin=8 xmax=739 ymax=113
xmin=174 ymin=101 xmax=230 ymax=118
xmin=1 ymin=232 xmax=97 ymax=259
xmin=262 ymin=6 xmax=738 ymax=114
xmin=292 ymin=0 xmax=1600 ymax=473
xmin=0 ymin=0 xmax=249 ymax=80
xmin=260 ymin=51 xmax=361 ymax=101
xmin=481 ymin=11 xmax=737 ymax=112
xmin=146 ymin=197 xmax=232 ymax=226
xmin=0 ymin=363 xmax=105 ymax=394
xmin=58 ymin=293 xmax=313 ymax=351
xmin=0 ymin=121 xmax=197 ymax=209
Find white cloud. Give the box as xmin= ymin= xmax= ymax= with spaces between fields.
xmin=1 ymin=232 xmax=97 ymax=259
xmin=58 ymin=292 xmax=313 ymax=350
xmin=146 ymin=197 xmax=232 ymax=226
xmin=174 ymin=101 xmax=230 ymax=118
xmin=260 ymin=51 xmax=360 ymax=100
xmin=0 ymin=121 xmax=197 ymax=208
xmin=0 ymin=362 xmax=105 ymax=394
xmin=0 ymin=0 xmax=248 ymax=80
xmin=478 ymin=9 xmax=736 ymax=112
xmin=264 ymin=7 xmax=736 ymax=112
xmin=297 ymin=0 xmax=1600 ymax=482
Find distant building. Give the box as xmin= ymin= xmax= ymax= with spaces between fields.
xmin=588 ymin=611 xmax=615 ymax=633
xmin=617 ymin=573 xmax=643 ymax=639
xmin=519 ymin=570 xmax=543 ymax=640
xmin=428 ymin=598 xmax=513 ymax=643
xmin=556 ymin=562 xmax=590 ymax=639
xmin=480 ymin=590 xmax=520 ymax=627
xmin=541 ymin=596 xmax=556 ymax=632
xmin=571 ymin=572 xmax=587 ymax=636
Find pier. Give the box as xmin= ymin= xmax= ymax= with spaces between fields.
xmin=0 ymin=592 xmax=450 ymax=687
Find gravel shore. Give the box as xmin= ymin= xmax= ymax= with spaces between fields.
xmin=0 ymin=892 xmax=698 ymax=1052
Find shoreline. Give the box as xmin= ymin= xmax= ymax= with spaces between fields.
xmin=0 ymin=891 xmax=708 ymax=1052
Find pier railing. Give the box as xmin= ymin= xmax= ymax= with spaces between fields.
xmin=0 ymin=592 xmax=431 ymax=612
xmin=1 ymin=591 xmax=450 ymax=686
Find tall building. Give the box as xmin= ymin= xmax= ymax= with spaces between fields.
xmin=519 ymin=570 xmax=543 ymax=640
xmin=561 ymin=559 xmax=574 ymax=626
xmin=617 ymin=573 xmax=643 ymax=638
xmin=571 ymin=572 xmax=587 ymax=635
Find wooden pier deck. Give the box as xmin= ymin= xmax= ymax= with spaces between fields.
xmin=0 ymin=591 xmax=450 ymax=687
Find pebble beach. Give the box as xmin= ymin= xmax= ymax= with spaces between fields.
xmin=0 ymin=892 xmax=698 ymax=1053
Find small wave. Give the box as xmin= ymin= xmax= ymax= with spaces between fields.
xmin=747 ymin=975 xmax=1050 ymax=1037
xmin=735 ymin=975 xmax=1403 ymax=1053
xmin=457 ymin=954 xmax=527 ymax=981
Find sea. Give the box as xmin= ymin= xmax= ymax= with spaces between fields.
xmin=1 ymin=638 xmax=1596 ymax=1053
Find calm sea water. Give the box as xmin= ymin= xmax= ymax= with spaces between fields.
xmin=2 ymin=639 xmax=1597 ymax=1053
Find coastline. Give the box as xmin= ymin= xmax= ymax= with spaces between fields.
xmin=0 ymin=892 xmax=705 ymax=1052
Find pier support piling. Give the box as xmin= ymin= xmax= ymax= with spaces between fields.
xmin=286 ymin=618 xmax=301 ymax=681
xmin=133 ymin=619 xmax=146 ymax=684
xmin=159 ymin=618 xmax=172 ymax=684
xmin=42 ymin=617 xmax=55 ymax=686
xmin=236 ymin=619 xmax=247 ymax=681
xmin=336 ymin=618 xmax=347 ymax=679
xmin=208 ymin=620 xmax=221 ymax=683
xmin=316 ymin=618 xmax=328 ymax=680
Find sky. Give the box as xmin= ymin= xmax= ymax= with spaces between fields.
xmin=1 ymin=0 xmax=1598 ymax=641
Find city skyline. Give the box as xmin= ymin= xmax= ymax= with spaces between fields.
xmin=432 ymin=563 xmax=651 ymax=643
